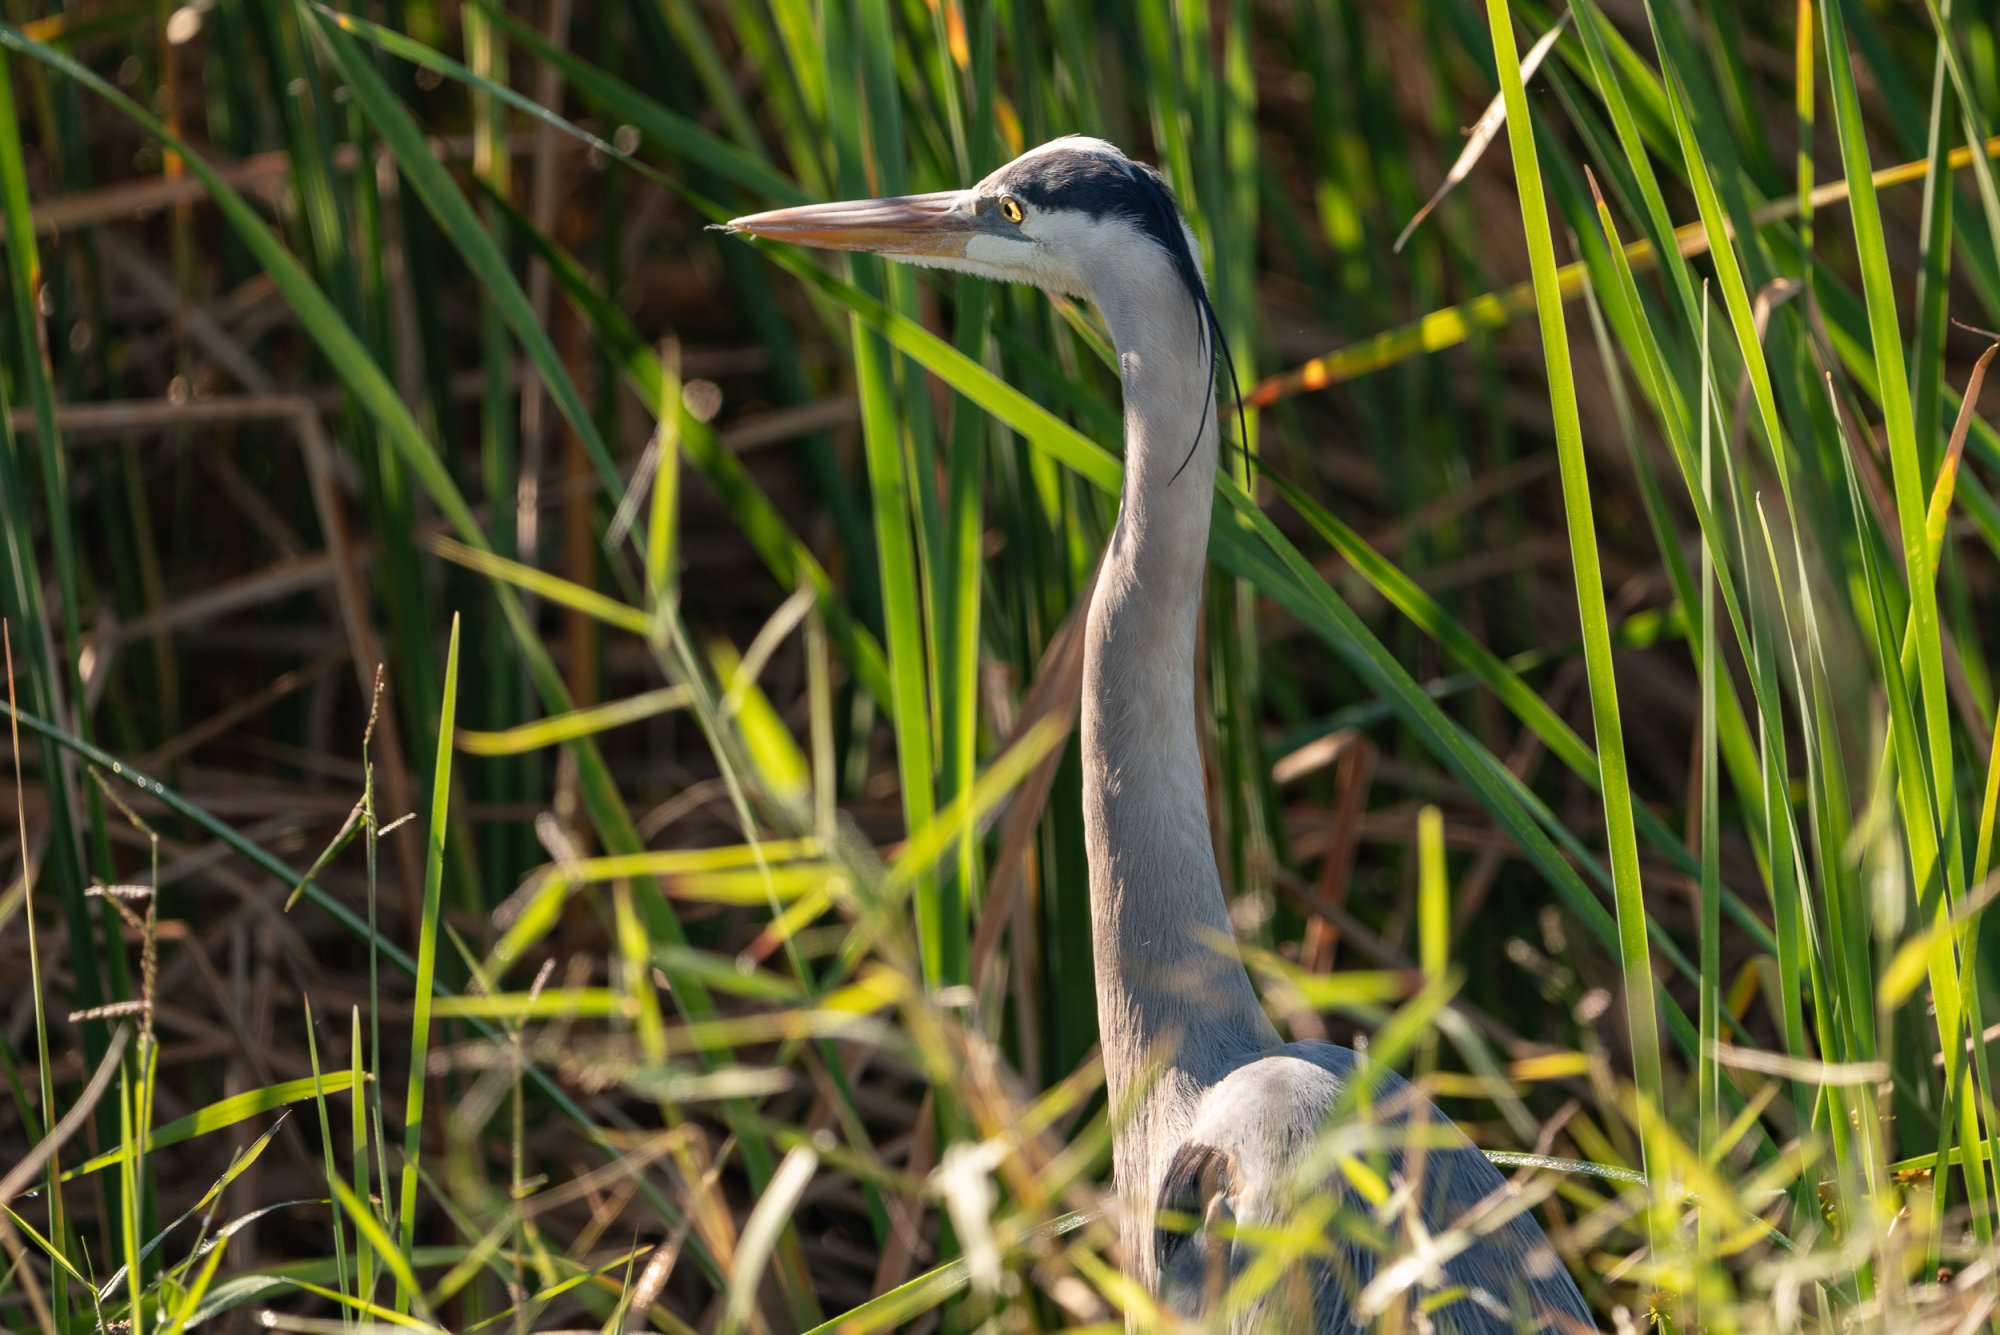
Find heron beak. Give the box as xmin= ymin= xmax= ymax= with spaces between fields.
xmin=725 ymin=191 xmax=974 ymax=260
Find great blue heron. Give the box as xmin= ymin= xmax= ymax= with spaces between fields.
xmin=729 ymin=136 xmax=1595 ymax=1332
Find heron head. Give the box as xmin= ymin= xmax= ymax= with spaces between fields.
xmin=723 ymin=136 xmax=1207 ymax=313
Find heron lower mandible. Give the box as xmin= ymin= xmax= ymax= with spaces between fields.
xmin=729 ymin=136 xmax=1596 ymax=1333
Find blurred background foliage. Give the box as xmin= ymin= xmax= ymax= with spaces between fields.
xmin=5 ymin=0 xmax=2000 ymax=1329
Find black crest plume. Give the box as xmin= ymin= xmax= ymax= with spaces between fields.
xmin=1112 ymin=157 xmax=1248 ymax=488
xmin=1007 ymin=143 xmax=1249 ymax=487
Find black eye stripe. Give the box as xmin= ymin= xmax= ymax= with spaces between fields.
xmin=1000 ymin=148 xmax=1205 ymax=328
xmin=1002 ymin=150 xmax=1185 ymax=257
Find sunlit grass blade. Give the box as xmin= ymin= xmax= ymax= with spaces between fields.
xmin=394 ymin=614 xmax=457 ymax=1309
xmin=300 ymin=1001 xmax=351 ymax=1314
xmin=431 ymin=536 xmax=650 ymax=636
xmin=709 ymin=639 xmax=811 ymax=808
xmin=456 ymin=685 xmax=696 ymax=756
xmin=1484 ymin=0 xmax=1664 ymax=1186
xmin=326 ymin=1176 xmax=435 ymax=1327
xmin=1697 ymin=296 xmax=1722 ymax=1206
xmin=1824 ymin=0 xmax=1956 ymax=818
xmin=63 ymin=1074 xmax=359 ymax=1181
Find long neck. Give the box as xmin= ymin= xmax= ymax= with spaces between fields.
xmin=1081 ymin=273 xmax=1275 ymax=1201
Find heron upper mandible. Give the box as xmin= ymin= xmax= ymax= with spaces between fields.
xmin=729 ymin=136 xmax=1596 ymax=1333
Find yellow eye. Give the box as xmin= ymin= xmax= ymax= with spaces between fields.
xmin=999 ymin=195 xmax=1024 ymax=224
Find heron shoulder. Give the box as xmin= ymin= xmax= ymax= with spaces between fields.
xmin=1186 ymin=1042 xmax=1412 ymax=1140
xmin=1180 ymin=1042 xmax=1531 ymax=1224
xmin=1154 ymin=1043 xmax=1597 ymax=1332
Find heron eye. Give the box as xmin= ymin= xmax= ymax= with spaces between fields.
xmin=998 ymin=195 xmax=1024 ymax=224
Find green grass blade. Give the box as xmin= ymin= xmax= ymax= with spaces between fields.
xmin=62 ymin=1074 xmax=360 ymax=1181
xmin=1484 ymin=0 xmax=1665 ymax=1181
xmin=395 ymin=614 xmax=458 ymax=1308
xmin=1698 ymin=298 xmax=1722 ymax=1188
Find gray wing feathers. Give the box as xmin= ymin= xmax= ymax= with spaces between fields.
xmin=1153 ymin=1043 xmax=1596 ymax=1333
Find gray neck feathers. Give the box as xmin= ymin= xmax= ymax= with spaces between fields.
xmin=1080 ymin=253 xmax=1277 ymax=1256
